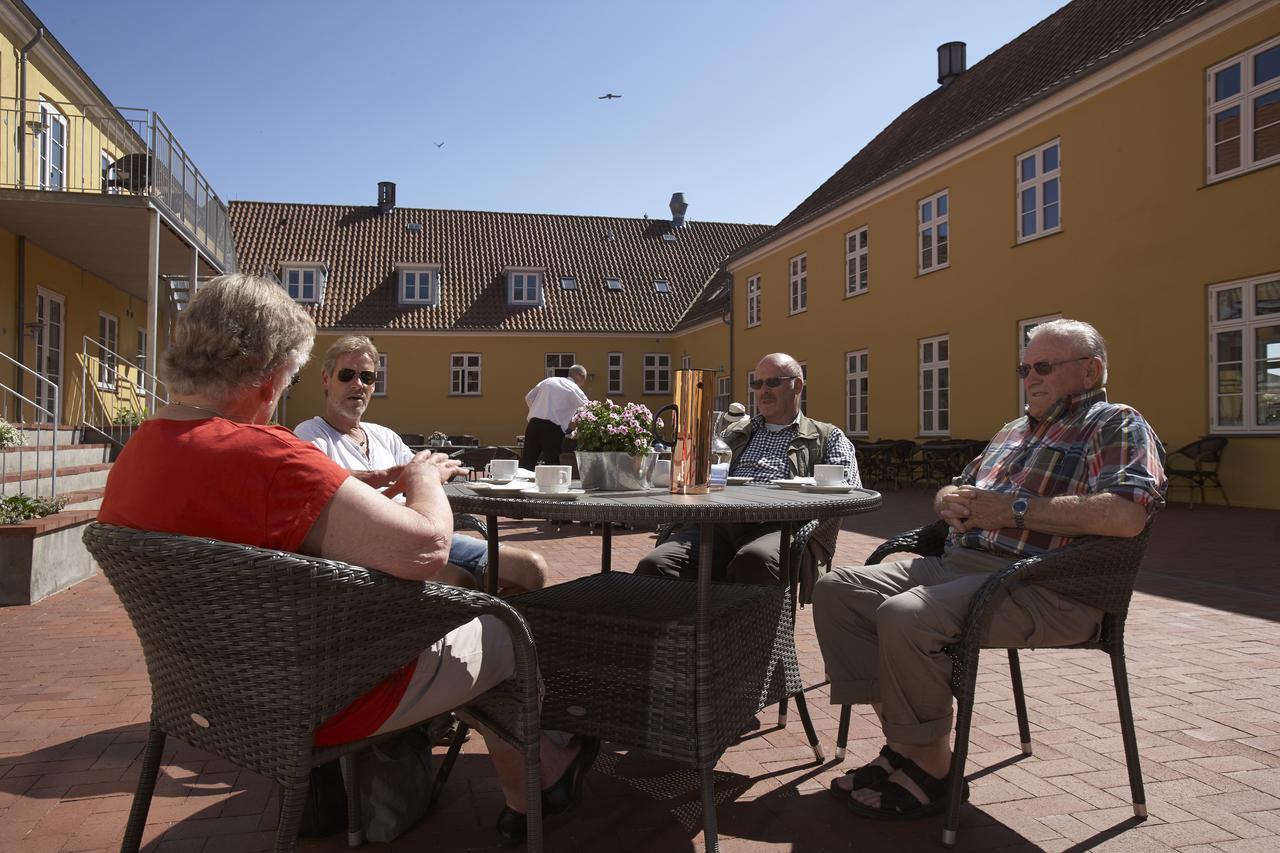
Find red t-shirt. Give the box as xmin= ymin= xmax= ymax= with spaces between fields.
xmin=98 ymin=417 xmax=416 ymax=745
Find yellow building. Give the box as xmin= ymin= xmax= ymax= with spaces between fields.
xmin=725 ymin=0 xmax=1280 ymax=508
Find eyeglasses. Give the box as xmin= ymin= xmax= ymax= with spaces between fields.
xmin=1015 ymin=356 xmax=1092 ymax=378
xmin=748 ymin=375 xmax=799 ymax=390
xmin=336 ymin=368 xmax=377 ymax=385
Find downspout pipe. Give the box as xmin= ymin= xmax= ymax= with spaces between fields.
xmin=18 ymin=27 xmax=46 ymax=191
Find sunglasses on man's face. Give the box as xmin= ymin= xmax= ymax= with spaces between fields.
xmin=748 ymin=375 xmax=799 ymax=390
xmin=1015 ymin=356 xmax=1091 ymax=379
xmin=336 ymin=368 xmax=377 ymax=385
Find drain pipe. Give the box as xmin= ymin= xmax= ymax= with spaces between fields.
xmin=18 ymin=27 xmax=46 ymax=191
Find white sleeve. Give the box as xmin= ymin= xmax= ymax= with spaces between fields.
xmin=388 ymin=431 xmax=414 ymax=466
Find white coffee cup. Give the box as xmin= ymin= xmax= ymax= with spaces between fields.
xmin=652 ymin=459 xmax=671 ymax=487
xmin=814 ymin=464 xmax=847 ymax=486
xmin=485 ymin=459 xmax=518 ymax=483
xmin=534 ymin=465 xmax=572 ymax=493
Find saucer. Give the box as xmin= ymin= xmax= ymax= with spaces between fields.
xmin=468 ymin=482 xmax=537 ymax=495
xmin=474 ymin=477 xmax=515 ymax=485
xmin=726 ymin=476 xmax=753 ymax=486
xmin=800 ymin=483 xmax=856 ymax=494
xmin=523 ymin=488 xmax=585 ymax=501
xmin=770 ymin=478 xmax=815 ymax=490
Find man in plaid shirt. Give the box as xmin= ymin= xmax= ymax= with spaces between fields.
xmin=814 ymin=319 xmax=1165 ymax=821
xmin=636 ymin=352 xmax=859 ymax=588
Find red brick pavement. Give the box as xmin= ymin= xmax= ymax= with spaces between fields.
xmin=1 ymin=491 xmax=1278 ymax=852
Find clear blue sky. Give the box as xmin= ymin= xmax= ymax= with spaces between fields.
xmin=34 ymin=0 xmax=1069 ymax=224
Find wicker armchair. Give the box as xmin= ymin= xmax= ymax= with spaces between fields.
xmin=833 ymin=518 xmax=1155 ymax=848
xmin=1165 ymin=436 xmax=1229 ymax=506
xmin=83 ymin=523 xmax=543 ymax=853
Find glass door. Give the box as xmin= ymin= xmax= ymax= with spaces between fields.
xmin=34 ymin=289 xmax=64 ymax=423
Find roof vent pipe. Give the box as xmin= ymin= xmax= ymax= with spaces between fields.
xmin=377 ymin=181 xmax=396 ymax=212
xmin=937 ymin=41 xmax=966 ymax=87
xmin=669 ymin=192 xmax=688 ymax=229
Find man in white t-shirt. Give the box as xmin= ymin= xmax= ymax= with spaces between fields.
xmin=295 ymin=336 xmax=547 ymax=594
xmin=521 ymin=366 xmax=589 ymax=469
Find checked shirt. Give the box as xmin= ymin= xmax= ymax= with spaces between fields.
xmin=951 ymin=387 xmax=1166 ymax=558
xmin=731 ymin=414 xmax=860 ymax=485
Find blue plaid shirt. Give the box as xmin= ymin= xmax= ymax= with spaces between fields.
xmin=731 ymin=415 xmax=861 ymax=485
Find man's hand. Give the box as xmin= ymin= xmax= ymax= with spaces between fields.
xmin=385 ymin=451 xmax=463 ymax=498
xmin=952 ymin=486 xmax=1015 ymax=531
xmin=934 ymin=485 xmax=971 ymax=532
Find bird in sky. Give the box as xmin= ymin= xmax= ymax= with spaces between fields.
xmin=435 ymin=141 xmax=444 ymax=148
xmin=598 ymin=93 xmax=621 ymax=100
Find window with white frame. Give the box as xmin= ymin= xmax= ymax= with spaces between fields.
xmin=715 ymin=376 xmax=731 ymax=413
xmin=846 ymin=350 xmax=869 ymax=436
xmin=545 ymin=352 xmax=575 ymax=378
xmin=450 ymin=353 xmax=481 ymax=396
xmin=1209 ymin=274 xmax=1280 ymax=432
xmin=1207 ymin=36 xmax=1280 ymax=180
xmin=38 ymin=101 xmax=66 ymax=190
xmin=1016 ymin=140 xmax=1061 ymax=241
xmin=845 ymin=227 xmax=868 ymax=297
xmin=97 ymin=312 xmax=119 ymax=389
xmin=918 ymin=190 xmax=949 ymax=273
xmin=604 ymin=277 xmax=623 ymax=292
xmin=798 ymin=361 xmax=809 ymax=412
xmin=746 ymin=370 xmax=756 ymax=415
xmin=398 ymin=266 xmax=439 ymax=305
xmin=507 ymin=270 xmax=543 ymax=305
xmin=746 ymin=275 xmax=762 ymax=327
xmin=101 ymin=149 xmax=119 ymax=194
xmin=919 ymin=335 xmax=950 ymax=435
xmin=282 ymin=264 xmax=324 ymax=303
xmin=653 ymin=279 xmax=671 ymax=293
xmin=559 ymin=276 xmax=578 ymax=291
xmin=374 ymin=352 xmax=388 ymax=396
xmin=136 ymin=327 xmax=148 ymax=375
xmin=789 ymin=254 xmax=808 ymax=314
xmin=681 ymin=354 xmax=692 ymax=370
xmin=643 ymin=353 xmax=671 ymax=394
xmin=607 ymin=352 xmax=623 ymax=395
xmin=1018 ymin=314 xmax=1061 ymax=415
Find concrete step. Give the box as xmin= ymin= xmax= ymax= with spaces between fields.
xmin=10 ymin=423 xmax=81 ymax=446
xmin=0 ymin=443 xmax=111 ymax=470
xmin=0 ymin=462 xmax=111 ymax=498
xmin=61 ymin=487 xmax=104 ymax=512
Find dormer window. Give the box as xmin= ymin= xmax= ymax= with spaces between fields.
xmin=281 ymin=264 xmax=326 ymax=304
xmin=398 ymin=265 xmax=439 ymax=305
xmin=507 ymin=270 xmax=543 ymax=306
xmin=653 ymin=279 xmax=671 ymax=293
xmin=604 ymin=277 xmax=623 ymax=292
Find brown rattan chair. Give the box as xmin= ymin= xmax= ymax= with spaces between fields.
xmin=82 ymin=523 xmax=544 ymax=853
xmin=1165 ymin=436 xmax=1229 ymax=506
xmin=833 ymin=517 xmax=1155 ymax=847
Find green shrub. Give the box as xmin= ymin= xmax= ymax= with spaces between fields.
xmin=0 ymin=493 xmax=66 ymax=524
xmin=0 ymin=419 xmax=25 ymax=449
xmin=111 ymin=408 xmax=145 ymax=426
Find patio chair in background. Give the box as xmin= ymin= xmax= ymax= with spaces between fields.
xmin=833 ymin=517 xmax=1156 ymax=847
xmin=1165 ymin=436 xmax=1230 ymax=507
xmin=83 ymin=524 xmax=544 ymax=853
xmin=448 ymin=434 xmax=481 ymax=446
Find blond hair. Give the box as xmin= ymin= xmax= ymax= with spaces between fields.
xmin=322 ymin=335 xmax=378 ymax=375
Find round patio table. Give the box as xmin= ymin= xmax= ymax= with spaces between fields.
xmin=444 ymin=481 xmax=881 ymax=852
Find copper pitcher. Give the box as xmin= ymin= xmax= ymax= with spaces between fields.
xmin=653 ymin=368 xmax=718 ymax=495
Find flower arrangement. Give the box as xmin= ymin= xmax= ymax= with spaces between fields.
xmin=569 ymin=400 xmax=662 ymax=456
xmin=0 ymin=419 xmax=25 ymax=450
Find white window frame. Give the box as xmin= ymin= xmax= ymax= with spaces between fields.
xmin=715 ymin=375 xmax=731 ymax=413
xmin=1016 ymin=139 xmax=1062 ymax=242
xmin=449 ymin=352 xmax=482 ymax=396
xmin=845 ymin=226 xmax=869 ymax=297
xmin=136 ymin=327 xmax=148 ymax=375
xmin=607 ymin=352 xmax=624 ymax=395
xmin=38 ymin=100 xmax=66 ymax=190
xmin=374 ymin=352 xmax=388 ymax=397
xmin=918 ymin=189 xmax=950 ymax=274
xmin=1018 ymin=314 xmax=1062 ymax=415
xmin=746 ymin=370 xmax=757 ymax=416
xmin=798 ymin=361 xmax=809 ymax=412
xmin=919 ymin=334 xmax=950 ymax=436
xmin=643 ymin=352 xmax=671 ymax=395
xmin=97 ymin=311 xmax=119 ymax=390
xmin=1208 ymin=273 xmax=1280 ymax=433
xmin=101 ymin=149 xmax=120 ymax=194
xmin=1207 ymin=34 xmax=1280 ymax=182
xmin=398 ymin=265 xmax=439 ymax=305
xmin=545 ymin=352 xmax=575 ymax=378
xmin=789 ymin=254 xmax=808 ymax=314
xmin=681 ymin=354 xmax=693 ymax=370
xmin=507 ymin=270 xmax=543 ymax=305
xmin=846 ymin=349 xmax=869 ymax=437
xmin=281 ymin=264 xmax=325 ymax=304
xmin=746 ymin=274 xmax=762 ymax=327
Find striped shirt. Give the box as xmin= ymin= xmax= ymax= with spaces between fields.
xmin=951 ymin=388 xmax=1166 ymax=558
xmin=732 ymin=415 xmax=861 ymax=485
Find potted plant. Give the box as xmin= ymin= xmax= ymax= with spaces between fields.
xmin=569 ymin=400 xmax=661 ymax=490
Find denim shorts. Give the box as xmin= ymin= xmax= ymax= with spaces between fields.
xmin=448 ymin=534 xmax=489 ymax=582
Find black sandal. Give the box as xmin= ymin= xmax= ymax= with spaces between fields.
xmin=495 ymin=736 xmax=601 ymax=845
xmin=828 ymin=745 xmax=906 ymax=797
xmin=845 ymin=757 xmax=969 ymax=821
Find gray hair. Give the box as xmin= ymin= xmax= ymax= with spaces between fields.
xmin=568 ymin=364 xmax=588 ymax=381
xmin=1027 ymin=318 xmax=1108 ymax=386
xmin=322 ymin=335 xmax=378 ymax=375
xmin=161 ymin=273 xmax=315 ymax=397
xmin=758 ymin=352 xmax=803 ymax=380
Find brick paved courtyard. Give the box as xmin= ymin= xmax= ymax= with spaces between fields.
xmin=1 ymin=491 xmax=1277 ymax=852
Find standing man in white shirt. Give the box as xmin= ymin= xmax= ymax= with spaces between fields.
xmin=521 ymin=364 xmax=589 ymax=470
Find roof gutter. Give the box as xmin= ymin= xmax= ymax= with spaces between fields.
xmin=18 ymin=26 xmax=46 ymax=191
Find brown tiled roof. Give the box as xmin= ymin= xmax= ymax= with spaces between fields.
xmin=229 ymin=201 xmax=768 ymax=334
xmin=740 ymin=0 xmax=1224 ymax=255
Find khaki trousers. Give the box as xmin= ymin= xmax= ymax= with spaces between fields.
xmin=812 ymin=546 xmax=1102 ymax=745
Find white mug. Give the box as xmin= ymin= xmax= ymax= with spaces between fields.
xmin=814 ymin=464 xmax=847 ymax=486
xmin=485 ymin=459 xmax=518 ymax=483
xmin=652 ymin=459 xmax=671 ymax=487
xmin=534 ymin=465 xmax=572 ymax=493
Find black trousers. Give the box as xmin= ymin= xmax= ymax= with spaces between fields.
xmin=521 ymin=417 xmax=565 ymax=469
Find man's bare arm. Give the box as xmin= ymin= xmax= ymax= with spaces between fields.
xmin=954 ymin=486 xmax=1148 ymax=538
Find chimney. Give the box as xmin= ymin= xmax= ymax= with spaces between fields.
xmin=937 ymin=42 xmax=966 ymax=87
xmin=377 ymin=181 xmax=396 ymax=212
xmin=669 ymin=192 xmax=688 ymax=229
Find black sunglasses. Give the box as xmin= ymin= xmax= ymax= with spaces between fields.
xmin=1015 ymin=356 xmax=1091 ymax=378
xmin=749 ymin=375 xmax=799 ymax=390
xmin=336 ymin=368 xmax=377 ymax=385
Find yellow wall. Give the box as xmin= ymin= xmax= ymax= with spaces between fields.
xmin=728 ymin=9 xmax=1280 ymax=507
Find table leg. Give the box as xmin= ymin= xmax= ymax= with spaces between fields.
xmin=696 ymin=522 xmax=719 ymax=852
xmin=486 ymin=513 xmax=500 ymax=596
xmin=600 ymin=522 xmax=612 ymax=572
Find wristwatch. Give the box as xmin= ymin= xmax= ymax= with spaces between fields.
xmin=1012 ymin=497 xmax=1030 ymax=529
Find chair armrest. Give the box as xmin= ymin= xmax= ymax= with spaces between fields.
xmin=867 ymin=520 xmax=950 ymax=565
xmin=453 ymin=513 xmax=489 ymax=539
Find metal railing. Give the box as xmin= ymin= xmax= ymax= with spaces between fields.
xmin=0 ymin=351 xmax=59 ymax=499
xmin=79 ymin=337 xmax=167 ymax=452
xmin=1 ymin=96 xmax=236 ymax=271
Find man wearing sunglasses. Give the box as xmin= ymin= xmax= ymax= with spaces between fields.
xmin=814 ymin=319 xmax=1165 ymax=821
xmin=636 ymin=352 xmax=859 ymax=600
xmin=295 ymin=336 xmax=547 ymax=594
